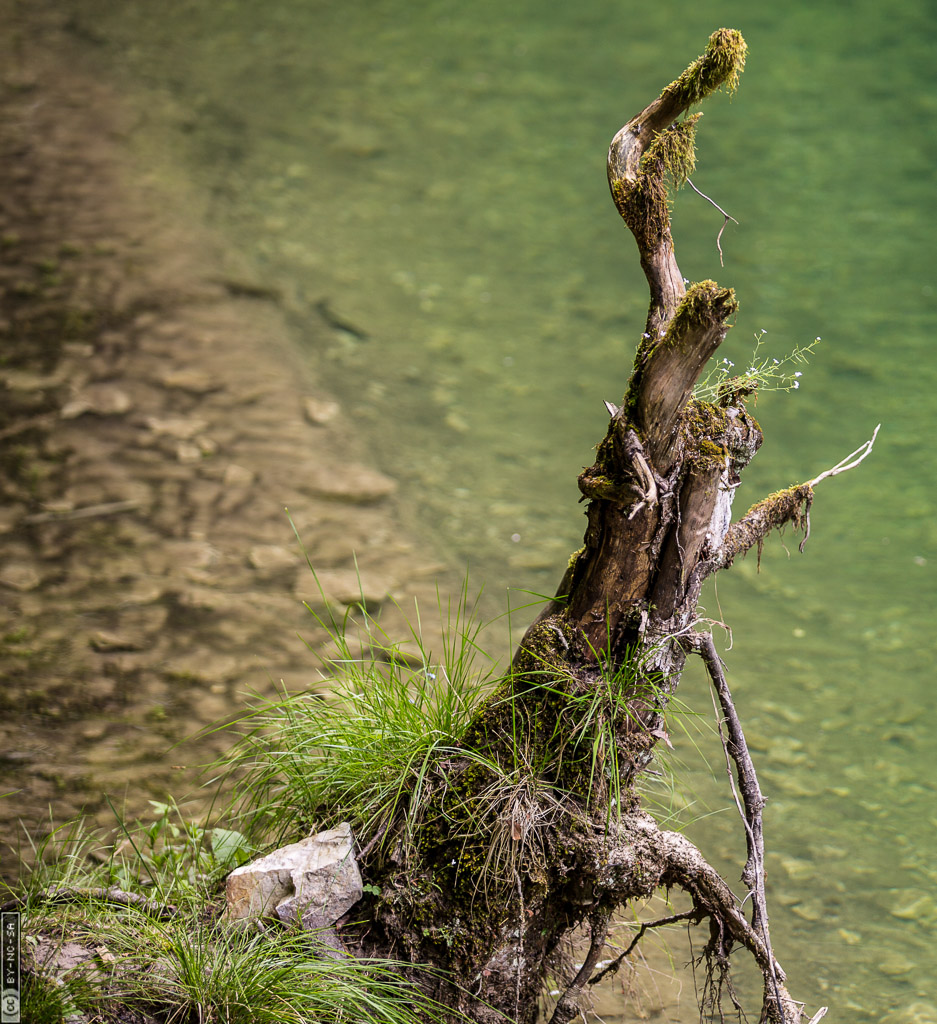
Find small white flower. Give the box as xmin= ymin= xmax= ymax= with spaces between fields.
xmin=642 ymin=332 xmax=650 ymax=339
xmin=816 ymin=336 xmax=821 ymax=341
xmin=794 ymin=371 xmax=802 ymax=377
xmin=773 ymin=358 xmax=779 ymax=365
xmin=748 ymin=368 xmax=757 ymax=375
xmin=793 ymin=381 xmax=800 ymax=389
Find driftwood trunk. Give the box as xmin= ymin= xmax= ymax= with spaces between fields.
xmin=355 ymin=30 xmax=841 ymax=1024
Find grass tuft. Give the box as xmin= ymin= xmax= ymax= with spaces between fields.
xmin=217 ymin=578 xmax=504 ymax=851
xmin=105 ymin=914 xmax=451 ymax=1024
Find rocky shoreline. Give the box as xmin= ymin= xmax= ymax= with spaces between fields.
xmin=0 ymin=14 xmax=456 ymax=859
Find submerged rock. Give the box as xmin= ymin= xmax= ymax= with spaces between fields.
xmin=294 ymin=566 xmax=393 ymax=609
xmin=248 ymin=543 xmax=300 ymax=575
xmin=303 ymin=396 xmax=340 ymax=425
xmin=298 ymin=461 xmax=397 ymax=503
xmin=143 ymin=415 xmax=208 ymax=440
xmin=0 ymin=559 xmax=42 ymax=591
xmin=159 ymin=368 xmax=222 ymax=394
xmin=61 ymin=384 xmax=132 ymax=418
xmin=878 ymin=951 xmax=916 ymax=977
xmin=890 ymin=890 xmax=937 ymax=924
xmin=882 ymin=1003 xmax=937 ymax=1024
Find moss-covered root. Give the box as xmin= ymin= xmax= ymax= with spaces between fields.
xmin=718 ymin=483 xmax=814 ymax=567
xmin=606 ymin=29 xmax=747 ymax=369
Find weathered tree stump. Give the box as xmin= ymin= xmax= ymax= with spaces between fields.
xmin=353 ymin=30 xmax=866 ymax=1024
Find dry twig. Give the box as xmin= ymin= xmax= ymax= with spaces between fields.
xmin=807 ymin=424 xmax=880 ymax=487
xmin=588 ymin=908 xmax=699 ymax=986
xmin=23 ymin=499 xmax=141 ymax=524
xmin=682 ymin=633 xmax=830 ymax=1024
xmin=686 ymin=177 xmax=738 ymax=266
xmin=1 ymin=885 xmax=179 ymax=919
xmin=690 ymin=635 xmax=779 ymax=1003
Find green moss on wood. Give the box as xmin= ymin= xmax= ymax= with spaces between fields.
xmin=692 ymin=438 xmax=728 ymax=471
xmin=682 ymin=399 xmax=729 ymax=472
xmin=610 ymin=174 xmax=666 ymax=249
xmin=609 ymin=29 xmax=746 ymax=251
xmin=566 ymin=545 xmax=585 ymax=571
xmin=722 ymin=483 xmax=814 ymax=568
xmin=610 ymin=115 xmax=700 ymax=249
xmin=661 ymin=28 xmax=747 ymax=109
xmin=644 ymin=115 xmax=700 ymax=187
xmin=664 ymin=280 xmax=738 ymax=344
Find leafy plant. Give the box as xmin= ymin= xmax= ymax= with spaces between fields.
xmin=109 ymin=798 xmax=253 ymax=896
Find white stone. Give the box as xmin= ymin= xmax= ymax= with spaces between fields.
xmin=225 ymin=823 xmax=363 ymax=929
xmin=144 ymin=415 xmax=208 ymax=439
xmin=303 ymin=397 xmax=340 ymax=425
xmin=61 ymin=384 xmax=132 ymax=418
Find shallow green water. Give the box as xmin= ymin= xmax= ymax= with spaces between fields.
xmin=59 ymin=0 xmax=937 ymax=1019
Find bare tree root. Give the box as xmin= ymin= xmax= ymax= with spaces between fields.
xmin=575 ymin=814 xmax=805 ymax=1023
xmin=688 ymin=632 xmax=787 ymax=1021
xmin=1 ymin=886 xmax=179 ymax=919
xmin=548 ymin=910 xmax=612 ymax=1024
xmin=657 ymin=830 xmax=800 ymax=1023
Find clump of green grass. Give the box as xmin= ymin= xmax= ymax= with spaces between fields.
xmin=214 ymin=563 xmax=718 ymax=913
xmin=218 ymin=579 xmax=505 ymax=848
xmin=105 ymin=913 xmax=453 ymax=1024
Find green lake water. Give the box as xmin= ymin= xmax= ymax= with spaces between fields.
xmin=49 ymin=0 xmax=937 ymax=1019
